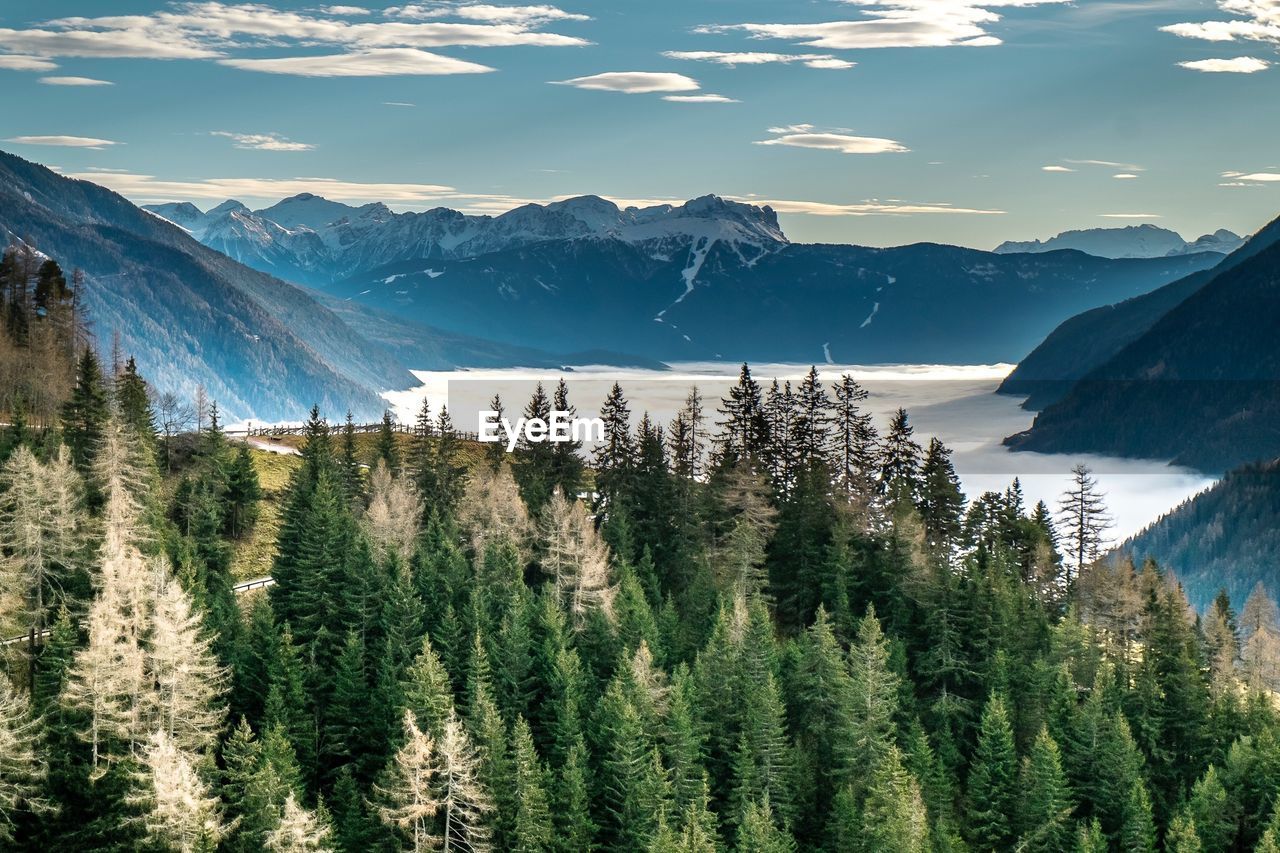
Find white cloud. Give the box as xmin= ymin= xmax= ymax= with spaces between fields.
xmin=755 ymin=124 xmax=908 ymax=154
xmin=1100 ymin=213 xmax=1162 ymax=218
xmin=6 ymin=134 xmax=119 ymax=148
xmin=1177 ymin=55 xmax=1270 ymax=72
xmin=211 ymin=131 xmax=315 ymax=151
xmin=1064 ymin=158 xmax=1145 ymax=171
xmin=0 ymin=54 xmax=59 ymax=71
xmin=1113 ymin=173 xmax=1139 ymax=179
xmin=64 ymin=171 xmax=462 ymax=203
xmin=387 ymin=4 xmax=590 ymax=24
xmin=39 ymin=75 xmax=113 ymax=85
xmin=1228 ymin=171 xmax=1280 ymax=181
xmin=383 ymin=100 xmax=416 ymax=106
xmin=555 ymin=71 xmax=700 ymax=93
xmin=219 ymin=48 xmax=493 ymax=76
xmin=695 ymin=0 xmax=1071 ymax=51
xmin=663 ymin=93 xmax=739 ymax=103
xmin=747 ymin=197 xmax=1003 ymax=216
xmin=1041 ymin=165 xmax=1074 ymax=172
xmin=662 ymin=50 xmax=855 ymax=69
xmin=1162 ymin=1 xmax=1280 ymax=47
xmin=0 ymin=3 xmax=588 ymax=73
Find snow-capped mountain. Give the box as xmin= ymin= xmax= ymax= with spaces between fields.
xmin=994 ymin=224 xmax=1243 ymax=259
xmin=144 ymin=193 xmax=787 ymax=286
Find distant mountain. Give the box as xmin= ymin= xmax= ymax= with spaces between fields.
xmin=319 ymin=237 xmax=1220 ymax=364
xmin=144 ymin=193 xmax=786 ymax=287
xmin=995 ymin=224 xmax=1242 ymax=260
xmin=1004 ymin=215 xmax=1280 ymax=472
xmin=1120 ymin=459 xmax=1280 ymax=610
xmin=999 ymin=215 xmax=1280 ymax=409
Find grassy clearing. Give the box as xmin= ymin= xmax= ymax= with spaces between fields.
xmin=228 ymin=447 xmax=297 ymax=582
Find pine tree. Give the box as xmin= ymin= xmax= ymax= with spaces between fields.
xmin=1018 ymin=726 xmax=1073 ymax=853
xmin=967 ymin=693 xmax=1018 ymax=850
xmin=115 ymin=356 xmax=155 ymax=442
xmin=538 ymin=488 xmax=614 ymax=628
xmin=716 ymin=364 xmax=766 ymax=470
xmin=0 ymin=678 xmax=50 ymax=841
xmin=377 ymin=709 xmax=443 ymax=851
xmin=832 ymin=374 xmax=879 ymax=505
xmin=919 ymin=438 xmax=965 ymax=551
xmin=1119 ymin=779 xmax=1156 ymax=853
xmin=147 ymin=570 xmax=228 ymax=754
xmin=263 ymin=793 xmax=335 ymax=852
xmin=365 ymin=460 xmax=424 ymax=566
xmin=1057 ymin=465 xmax=1112 ymax=584
xmin=1075 ymin=818 xmax=1107 ymax=853
xmin=860 ymin=746 xmax=931 ymax=853
xmin=843 ymin=606 xmax=901 ymax=784
xmin=1186 ymin=765 xmax=1233 ymax=852
xmin=224 ymin=445 xmax=262 ymax=539
xmin=736 ymin=795 xmax=796 ymax=852
xmin=375 ymin=409 xmax=401 ymax=472
xmin=129 ymin=730 xmax=227 ymax=852
xmin=554 ymin=736 xmax=595 ymax=852
xmin=510 ymin=716 xmax=553 ymax=852
xmin=879 ymin=408 xmax=923 ymax=513
xmin=60 ymin=347 xmax=108 ymax=475
xmin=1165 ymin=810 xmax=1203 ymax=853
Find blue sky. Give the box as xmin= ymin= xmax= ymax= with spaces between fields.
xmin=1 ymin=0 xmax=1279 ymax=248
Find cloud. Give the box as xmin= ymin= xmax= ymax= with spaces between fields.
xmin=1162 ymin=1 xmax=1280 ymax=47
xmin=1113 ymin=173 xmax=1139 ymax=179
xmin=211 ymin=131 xmax=315 ymax=151
xmin=1041 ymin=165 xmax=1074 ymax=172
xmin=1177 ymin=55 xmax=1270 ymax=72
xmin=383 ymin=101 xmax=416 ymax=106
xmin=755 ymin=124 xmax=908 ymax=154
xmin=1227 ymin=171 xmax=1280 ymax=181
xmin=219 ymin=48 xmax=493 ymax=76
xmin=387 ymin=4 xmax=590 ymax=24
xmin=6 ymin=135 xmax=119 ymax=148
xmin=662 ymin=50 xmax=855 ymax=69
xmin=63 ymin=171 xmax=462 ymax=203
xmin=662 ymin=93 xmax=739 ymax=103
xmin=0 ymin=54 xmax=60 ymax=71
xmin=39 ymin=75 xmax=113 ymax=85
xmin=746 ymin=197 xmax=1003 ymax=216
xmin=1064 ymin=158 xmax=1145 ymax=171
xmin=0 ymin=2 xmax=588 ymax=74
xmin=555 ymin=71 xmax=700 ymax=93
xmin=694 ymin=0 xmax=1072 ymax=52
xmin=1099 ymin=213 xmax=1162 ymax=218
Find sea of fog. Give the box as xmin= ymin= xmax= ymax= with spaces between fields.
xmin=383 ymin=362 xmax=1215 ymax=543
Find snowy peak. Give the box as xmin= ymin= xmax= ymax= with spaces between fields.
xmin=143 ymin=192 xmax=789 ymax=285
xmin=994 ymin=223 xmax=1243 ymax=259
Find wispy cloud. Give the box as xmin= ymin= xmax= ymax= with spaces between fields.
xmin=220 ymin=47 xmax=493 ymax=76
xmin=1041 ymin=165 xmax=1075 ymax=172
xmin=1099 ymin=213 xmax=1162 ymax=218
xmin=39 ymin=75 xmax=113 ymax=86
xmin=387 ymin=4 xmax=590 ymax=24
xmin=383 ymin=101 xmax=416 ymax=106
xmin=663 ymin=93 xmax=739 ymax=103
xmin=211 ymin=131 xmax=315 ymax=151
xmin=0 ymin=54 xmax=59 ymax=71
xmin=747 ymin=197 xmax=1003 ymax=216
xmin=554 ymin=71 xmax=700 ymax=93
xmin=662 ymin=50 xmax=854 ymax=69
xmin=1224 ymin=170 xmax=1280 ymax=182
xmin=1177 ymin=55 xmax=1270 ymax=72
xmin=0 ymin=2 xmax=586 ymax=76
xmin=755 ymin=124 xmax=908 ymax=154
xmin=63 ymin=171 xmax=462 ymax=204
xmin=1063 ymin=158 xmax=1146 ymax=171
xmin=5 ymin=134 xmax=119 ymax=149
xmin=1113 ymin=173 xmax=1139 ymax=179
xmin=695 ymin=0 xmax=1072 ymax=51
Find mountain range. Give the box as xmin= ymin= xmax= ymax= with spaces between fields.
xmin=148 ymin=194 xmax=1224 ymax=365
xmin=1004 ymin=212 xmax=1280 ymax=472
xmin=994 ymin=224 xmax=1243 ymax=260
xmin=0 ymin=151 xmax=642 ymax=423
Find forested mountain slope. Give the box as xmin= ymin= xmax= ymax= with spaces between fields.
xmin=1005 ymin=234 xmax=1280 ymax=472
xmin=1121 ymin=459 xmax=1280 ymax=609
xmin=1000 ymin=212 xmax=1280 ymax=410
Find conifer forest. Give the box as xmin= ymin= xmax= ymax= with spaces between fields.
xmin=5 ymin=257 xmax=1280 ymax=853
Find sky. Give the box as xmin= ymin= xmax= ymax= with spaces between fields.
xmin=1 ymin=0 xmax=1279 ymax=249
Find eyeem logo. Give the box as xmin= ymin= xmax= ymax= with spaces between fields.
xmin=478 ymin=410 xmax=605 ymax=452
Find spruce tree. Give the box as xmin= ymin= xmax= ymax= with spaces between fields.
xmin=967 ymin=693 xmax=1018 ymax=850
xmin=1018 ymin=726 xmax=1073 ymax=853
